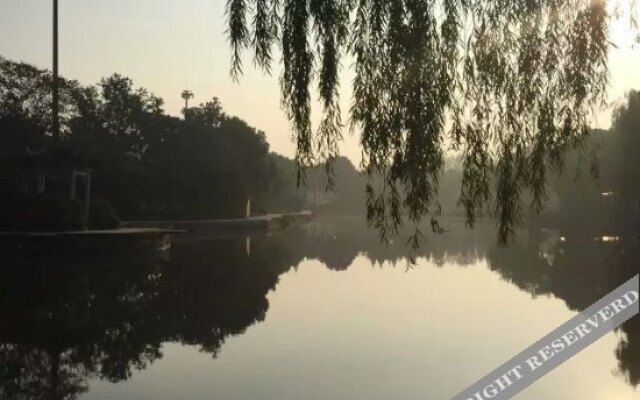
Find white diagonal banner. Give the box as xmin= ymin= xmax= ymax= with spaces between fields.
xmin=452 ymin=274 xmax=639 ymax=400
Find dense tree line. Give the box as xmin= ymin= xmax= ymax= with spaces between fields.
xmin=2 ymin=56 xmax=636 ymax=234
xmin=549 ymin=90 xmax=640 ymax=235
xmin=0 ymin=57 xmax=308 ymax=226
xmin=0 ymin=56 xmax=435 ymax=229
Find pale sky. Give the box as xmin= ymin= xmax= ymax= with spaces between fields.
xmin=0 ymin=0 xmax=638 ymax=163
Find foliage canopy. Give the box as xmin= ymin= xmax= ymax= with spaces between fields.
xmin=227 ymin=0 xmax=637 ymax=245
xmin=0 ymin=58 xmax=276 ymax=223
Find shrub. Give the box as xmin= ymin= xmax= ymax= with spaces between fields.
xmin=89 ymin=198 xmax=120 ymax=230
xmin=13 ymin=195 xmax=85 ymax=231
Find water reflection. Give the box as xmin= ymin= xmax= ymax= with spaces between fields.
xmin=0 ymin=218 xmax=637 ymax=399
xmin=0 ymin=238 xmax=297 ymax=400
xmin=486 ymin=232 xmax=640 ymax=387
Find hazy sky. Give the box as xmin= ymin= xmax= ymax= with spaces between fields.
xmin=1 ymin=0 xmax=638 ymax=163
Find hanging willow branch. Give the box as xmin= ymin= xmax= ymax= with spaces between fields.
xmin=227 ymin=0 xmax=637 ymax=246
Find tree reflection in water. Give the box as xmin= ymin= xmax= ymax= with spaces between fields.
xmin=0 ymin=218 xmax=637 ymax=399
xmin=486 ymin=231 xmax=640 ymax=387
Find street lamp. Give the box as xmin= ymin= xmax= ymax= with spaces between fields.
xmin=181 ymin=90 xmax=194 ymax=112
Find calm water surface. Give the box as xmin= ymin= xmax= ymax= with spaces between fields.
xmin=1 ymin=217 xmax=638 ymax=399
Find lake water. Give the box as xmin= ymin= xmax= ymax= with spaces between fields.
xmin=0 ymin=217 xmax=638 ymax=399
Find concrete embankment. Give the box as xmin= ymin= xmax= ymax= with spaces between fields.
xmin=121 ymin=211 xmax=314 ymax=239
xmin=0 ymin=212 xmax=313 ymax=255
xmin=0 ymin=228 xmax=180 ymax=254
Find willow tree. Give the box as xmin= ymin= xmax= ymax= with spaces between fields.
xmin=226 ymin=0 xmax=637 ymax=246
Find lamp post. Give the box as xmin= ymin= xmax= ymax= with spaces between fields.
xmin=52 ymin=0 xmax=60 ymax=141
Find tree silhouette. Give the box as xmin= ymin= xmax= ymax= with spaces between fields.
xmin=0 ymin=58 xmax=288 ymax=223
xmin=226 ymin=0 xmax=638 ymax=246
xmin=610 ymin=90 xmax=640 ymax=226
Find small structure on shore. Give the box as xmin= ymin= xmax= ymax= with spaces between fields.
xmin=20 ymin=149 xmax=92 ymax=226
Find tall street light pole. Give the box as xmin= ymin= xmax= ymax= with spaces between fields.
xmin=52 ymin=0 xmax=60 ymax=141
xmin=181 ymin=90 xmax=194 ymax=112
